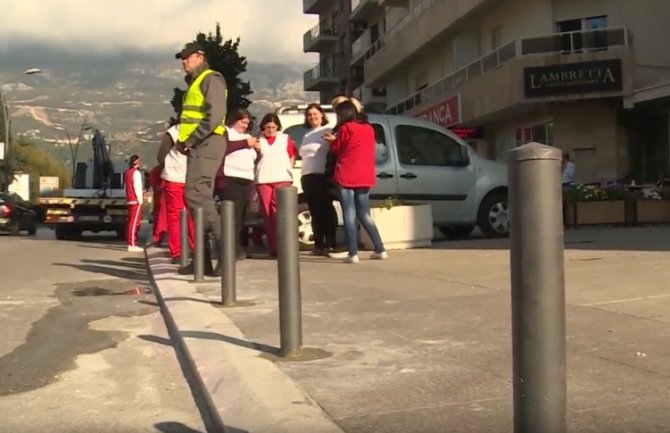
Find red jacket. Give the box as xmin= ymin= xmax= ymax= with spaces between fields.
xmin=149 ymin=166 xmax=162 ymax=190
xmin=331 ymin=121 xmax=376 ymax=189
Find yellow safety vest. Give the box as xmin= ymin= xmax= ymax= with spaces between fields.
xmin=178 ymin=68 xmax=226 ymax=142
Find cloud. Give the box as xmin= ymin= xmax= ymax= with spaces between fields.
xmin=0 ymin=0 xmax=318 ymax=63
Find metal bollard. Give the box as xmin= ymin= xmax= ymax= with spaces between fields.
xmin=193 ymin=207 xmax=204 ymax=283
xmin=276 ymin=186 xmax=302 ymax=357
xmin=220 ymin=200 xmax=236 ymax=306
xmin=508 ymin=142 xmax=567 ymax=433
xmin=180 ymin=209 xmax=189 ymax=269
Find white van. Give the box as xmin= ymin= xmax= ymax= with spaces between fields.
xmin=271 ymin=105 xmax=510 ymax=246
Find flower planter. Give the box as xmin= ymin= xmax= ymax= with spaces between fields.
xmin=564 ymin=200 xmax=627 ymax=226
xmin=635 ymin=200 xmax=670 ymax=224
xmin=361 ymin=203 xmax=433 ymax=250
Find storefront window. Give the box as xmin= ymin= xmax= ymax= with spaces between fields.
xmin=516 ymin=121 xmax=554 ymax=146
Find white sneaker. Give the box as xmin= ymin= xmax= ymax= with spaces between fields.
xmin=344 ymin=255 xmax=359 ymax=264
xmin=328 ymin=251 xmax=349 ymax=259
xmin=370 ymin=251 xmax=388 ymax=260
xmin=127 ymin=246 xmax=144 ymax=252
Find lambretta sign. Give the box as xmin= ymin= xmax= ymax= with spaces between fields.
xmin=415 ymin=94 xmax=462 ymax=128
xmin=524 ymin=59 xmax=622 ymax=97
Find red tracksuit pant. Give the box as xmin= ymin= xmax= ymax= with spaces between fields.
xmin=163 ymin=180 xmax=195 ymax=259
xmin=127 ymin=204 xmax=143 ymax=247
xmin=256 ymin=182 xmax=292 ymax=253
xmin=152 ymin=187 xmax=168 ymax=243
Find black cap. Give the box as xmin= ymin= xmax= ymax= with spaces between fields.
xmin=175 ymin=42 xmax=205 ymax=60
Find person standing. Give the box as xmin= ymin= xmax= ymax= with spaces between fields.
xmin=124 ymin=154 xmax=144 ymax=252
xmin=562 ymin=152 xmax=575 ymax=185
xmin=299 ymin=103 xmax=337 ymax=255
xmin=254 ymin=113 xmax=298 ymax=257
xmin=174 ymin=42 xmax=228 ymax=274
xmin=324 ymin=100 xmax=387 ymax=264
xmin=214 ymin=108 xmax=260 ymax=260
xmin=149 ymin=164 xmax=167 ymax=245
xmin=158 ymin=122 xmax=195 ymax=264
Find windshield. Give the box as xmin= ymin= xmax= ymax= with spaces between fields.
xmin=284 ymin=125 xmax=308 ymax=149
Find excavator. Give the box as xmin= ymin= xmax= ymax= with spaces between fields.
xmin=39 ymin=129 xmax=130 ymax=240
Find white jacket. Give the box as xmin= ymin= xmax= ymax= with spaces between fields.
xmin=255 ymin=133 xmax=293 ymax=184
xmin=224 ymin=128 xmax=256 ymax=181
xmin=161 ymin=125 xmax=187 ymax=184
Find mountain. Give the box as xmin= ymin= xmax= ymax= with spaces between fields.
xmin=0 ymin=45 xmax=318 ymax=165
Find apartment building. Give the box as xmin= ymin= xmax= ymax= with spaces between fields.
xmin=345 ymin=0 xmax=670 ymax=183
xmin=303 ymin=0 xmax=353 ymax=104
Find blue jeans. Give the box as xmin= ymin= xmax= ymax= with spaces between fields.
xmin=339 ymin=187 xmax=385 ymax=256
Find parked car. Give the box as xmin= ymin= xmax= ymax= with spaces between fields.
xmin=254 ymin=106 xmax=509 ymax=246
xmin=0 ymin=192 xmax=38 ymax=235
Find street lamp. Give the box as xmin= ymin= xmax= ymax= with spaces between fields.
xmin=1 ymin=68 xmax=43 ymax=191
xmin=54 ymin=120 xmax=94 ymax=187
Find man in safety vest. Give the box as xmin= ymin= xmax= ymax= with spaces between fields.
xmin=174 ymin=42 xmax=228 ymax=275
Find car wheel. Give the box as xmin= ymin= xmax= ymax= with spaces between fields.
xmin=477 ymin=192 xmax=509 ymax=238
xmin=297 ymin=203 xmax=314 ymax=250
xmin=438 ymin=225 xmax=475 ymax=240
xmin=27 ymin=220 xmax=37 ymax=236
xmin=55 ymin=225 xmax=67 ymax=240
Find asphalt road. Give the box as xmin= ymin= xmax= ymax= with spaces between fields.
xmin=0 ymin=226 xmax=206 ymax=433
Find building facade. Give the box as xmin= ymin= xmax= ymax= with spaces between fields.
xmin=311 ymin=0 xmax=670 ymax=184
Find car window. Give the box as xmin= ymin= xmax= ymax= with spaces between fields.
xmin=284 ymin=125 xmax=308 ymax=148
xmin=395 ymin=125 xmax=469 ymax=167
xmin=371 ymin=123 xmax=388 ymax=164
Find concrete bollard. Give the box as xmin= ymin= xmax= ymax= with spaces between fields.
xmin=508 ymin=142 xmax=567 ymax=433
xmin=276 ymin=186 xmax=302 ymax=357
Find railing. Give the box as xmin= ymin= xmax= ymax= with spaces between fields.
xmin=304 ymin=62 xmax=338 ymax=87
xmin=386 ymin=26 xmax=632 ymax=115
xmin=303 ymin=22 xmax=336 ymax=48
xmin=362 ymin=0 xmax=435 ymax=61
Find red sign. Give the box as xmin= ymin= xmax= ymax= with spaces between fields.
xmin=449 ymin=127 xmax=483 ymax=139
xmin=415 ymin=94 xmax=461 ymax=128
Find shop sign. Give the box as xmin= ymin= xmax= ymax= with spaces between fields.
xmin=524 ymin=59 xmax=622 ymax=97
xmin=415 ymin=94 xmax=461 ymax=128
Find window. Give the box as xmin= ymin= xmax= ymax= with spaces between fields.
xmin=395 ymin=125 xmax=468 ymax=167
xmin=371 ymin=123 xmax=388 ymax=164
xmin=584 ymin=15 xmax=608 ymax=49
xmin=516 ymin=122 xmax=554 ymax=146
xmin=557 ymin=15 xmax=608 ymax=52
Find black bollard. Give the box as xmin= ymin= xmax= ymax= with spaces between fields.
xmin=180 ymin=209 xmax=189 ymax=268
xmin=276 ymin=186 xmax=302 ymax=357
xmin=193 ymin=207 xmax=204 ymax=283
xmin=220 ymin=200 xmax=236 ymax=306
xmin=508 ymin=142 xmax=567 ymax=433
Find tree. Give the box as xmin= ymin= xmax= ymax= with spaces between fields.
xmin=6 ymin=137 xmax=71 ymax=199
xmin=171 ymin=23 xmax=252 ymax=117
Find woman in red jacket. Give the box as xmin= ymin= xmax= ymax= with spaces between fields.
xmin=324 ymin=100 xmax=387 ymax=263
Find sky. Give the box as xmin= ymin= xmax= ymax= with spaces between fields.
xmin=0 ymin=0 xmax=318 ymax=64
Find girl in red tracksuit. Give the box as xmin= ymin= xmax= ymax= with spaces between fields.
xmin=124 ymin=154 xmax=144 ymax=252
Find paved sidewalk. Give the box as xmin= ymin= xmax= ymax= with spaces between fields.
xmin=147 ymin=227 xmax=670 ymax=433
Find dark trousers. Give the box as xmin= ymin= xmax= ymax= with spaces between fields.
xmin=301 ymin=173 xmax=337 ymax=250
xmin=214 ymin=177 xmax=251 ymax=259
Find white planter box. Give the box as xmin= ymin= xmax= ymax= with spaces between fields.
xmin=361 ymin=203 xmax=433 ymax=250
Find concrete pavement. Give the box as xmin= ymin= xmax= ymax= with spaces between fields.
xmin=0 ymin=228 xmax=207 ymax=433
xmin=146 ymin=226 xmax=670 ymax=433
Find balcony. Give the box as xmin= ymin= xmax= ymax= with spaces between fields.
xmin=303 ymin=23 xmax=338 ymax=53
xmin=353 ymin=85 xmax=387 ymax=106
xmin=351 ymin=29 xmax=373 ymax=66
xmin=386 ymin=27 xmax=634 ymax=123
xmin=303 ymin=0 xmax=335 ymax=14
xmin=381 ymin=0 xmax=409 ymax=7
xmin=351 ymin=0 xmax=381 ymax=21
xmin=304 ymin=63 xmax=340 ymax=91
xmin=364 ymin=0 xmax=491 ymax=87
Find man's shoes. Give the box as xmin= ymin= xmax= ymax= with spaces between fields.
xmin=177 ymin=261 xmax=214 ymax=276
xmin=207 ymin=262 xmax=221 ymax=277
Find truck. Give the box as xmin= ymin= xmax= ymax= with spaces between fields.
xmin=39 ymin=130 xmax=129 ymax=240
